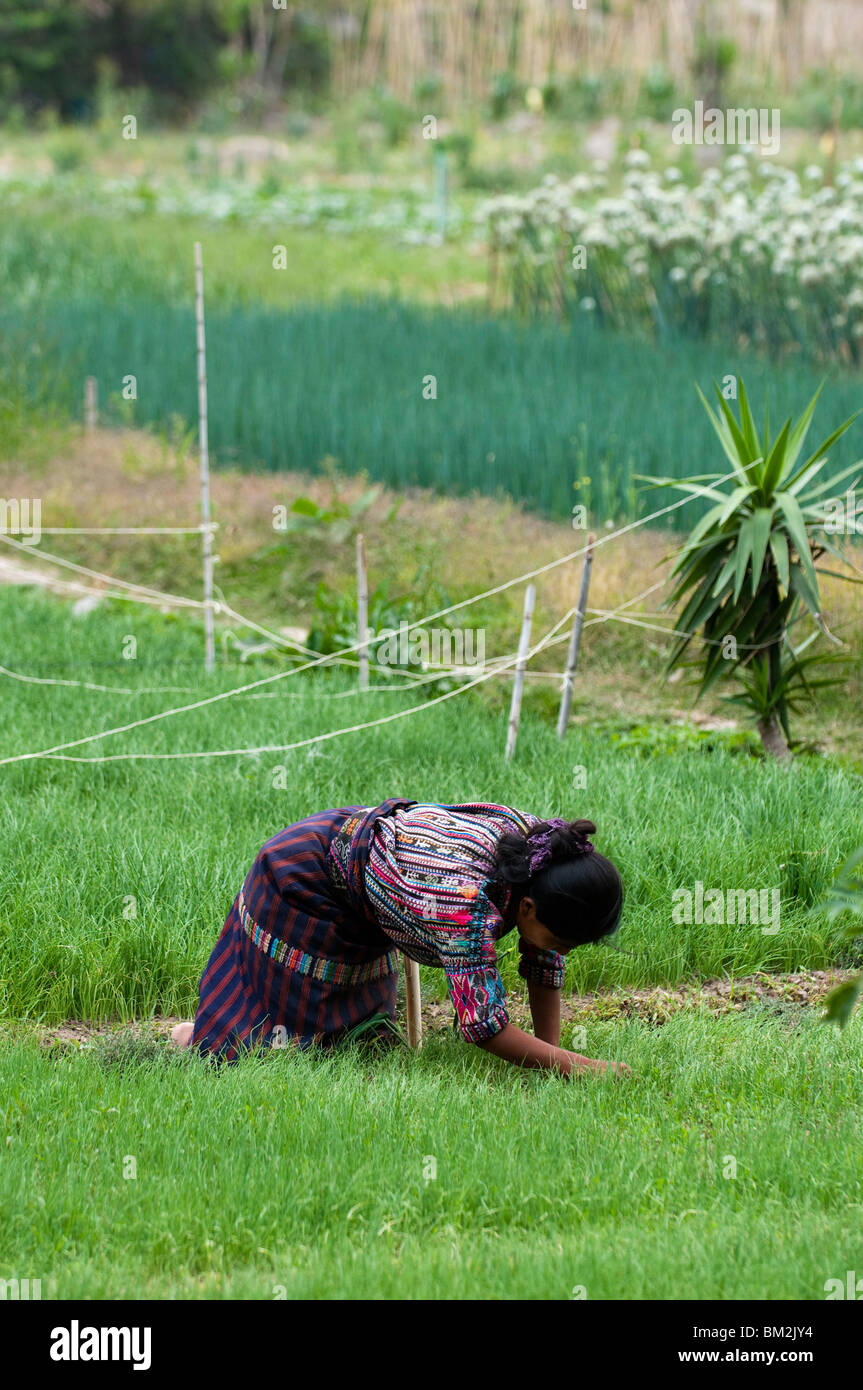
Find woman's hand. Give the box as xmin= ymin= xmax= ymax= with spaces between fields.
xmin=569 ymin=1052 xmax=632 ymax=1078
xmin=478 ymin=1024 xmax=632 ymax=1078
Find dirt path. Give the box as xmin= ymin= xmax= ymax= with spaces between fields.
xmin=0 ymin=553 xmax=103 ymax=599
xmin=10 ymin=968 xmax=851 ymax=1051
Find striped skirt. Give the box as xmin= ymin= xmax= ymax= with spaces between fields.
xmin=191 ymin=800 xmax=414 ymax=1060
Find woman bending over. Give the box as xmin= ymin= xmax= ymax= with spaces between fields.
xmin=172 ymin=799 xmax=627 ymax=1078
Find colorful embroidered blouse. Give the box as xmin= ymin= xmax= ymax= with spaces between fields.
xmin=362 ymin=802 xmax=566 ymax=1044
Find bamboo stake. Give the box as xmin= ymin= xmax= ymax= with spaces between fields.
xmin=194 ymin=242 xmax=216 ymax=674
xmin=404 ymin=954 xmax=422 ymax=1048
xmin=356 ymin=532 xmax=369 ymax=690
xmin=556 ymin=533 xmax=595 ymax=739
xmin=505 ymin=582 xmax=535 ymax=760
xmin=488 ymin=227 xmax=499 ymax=312
xmin=434 ymin=146 xmax=448 ymax=242
xmin=84 ymin=377 xmax=97 ymax=433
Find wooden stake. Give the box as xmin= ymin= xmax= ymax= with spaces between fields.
xmin=505 ymin=582 xmax=535 ymax=760
xmin=556 ymin=533 xmax=595 ymax=739
xmin=194 ymin=242 xmax=216 ymax=674
xmin=488 ymin=227 xmax=499 ymax=312
xmin=404 ymin=954 xmax=422 ymax=1048
xmin=356 ymin=532 xmax=369 ymax=690
xmin=434 ymin=146 xmax=448 ymax=242
xmin=84 ymin=377 xmax=98 ymax=433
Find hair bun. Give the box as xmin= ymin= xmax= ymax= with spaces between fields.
xmin=494 ymin=817 xmax=597 ymax=886
xmin=552 ymin=819 xmax=596 ymax=852
xmin=526 ymin=818 xmax=595 ymax=874
xmin=492 ymin=814 xmax=621 ymax=947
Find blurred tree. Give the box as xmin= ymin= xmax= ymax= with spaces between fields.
xmin=237 ymin=2 xmax=331 ymax=99
xmin=0 ymin=0 xmax=335 ymax=120
xmin=0 ymin=0 xmax=95 ymax=118
xmin=99 ymin=0 xmax=229 ymax=115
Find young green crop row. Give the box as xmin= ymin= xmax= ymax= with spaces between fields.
xmin=7 ymin=295 xmax=863 ymax=527
xmin=0 ymin=587 xmax=861 ymax=1023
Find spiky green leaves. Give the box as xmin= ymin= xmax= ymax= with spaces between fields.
xmin=642 ymin=378 xmax=861 ymax=751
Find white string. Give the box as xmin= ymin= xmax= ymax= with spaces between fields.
xmin=4 ymin=552 xmax=797 ymax=722
xmin=216 ymin=598 xmax=408 ymax=675
xmin=7 ymin=560 xmax=786 ymax=765
xmin=8 ymin=590 xmax=683 ymax=767
xmin=0 ymin=614 xmax=572 ymax=767
xmin=0 ymin=664 xmax=190 ymax=695
xmin=0 ymin=534 xmax=320 ymax=650
xmin=0 ymin=569 xmax=200 ymax=615
xmin=0 ymin=532 xmax=414 ymax=673
xmin=0 ymin=533 xmax=206 ymax=608
xmin=2 ymin=522 xmax=852 ymax=765
xmin=0 ymin=624 xmax=538 ymax=765
xmin=0 ymin=535 xmax=672 ymax=765
xmin=0 ymin=532 xmax=361 ymax=665
xmin=0 ymin=475 xmax=743 ymax=768
xmin=14 ymin=609 xmax=577 ymax=764
xmin=0 ymin=470 xmax=712 ymax=678
xmin=28 ymin=526 xmax=218 ymax=536
xmin=0 ymin=657 xmax=505 ymax=700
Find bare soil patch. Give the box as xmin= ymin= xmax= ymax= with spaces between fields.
xmin=12 ymin=969 xmax=852 ymax=1052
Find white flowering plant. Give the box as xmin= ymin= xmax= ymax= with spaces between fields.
xmin=481 ymin=152 xmax=863 ymax=360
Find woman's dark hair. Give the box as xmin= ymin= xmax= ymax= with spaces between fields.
xmin=492 ymin=818 xmax=622 ymax=946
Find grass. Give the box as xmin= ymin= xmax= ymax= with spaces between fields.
xmin=0 ymin=584 xmax=861 ymax=1024
xmin=5 ymin=581 xmax=858 ymax=1302
xmin=2 ymin=1010 xmax=861 ymax=1299
xmin=0 ymin=206 xmax=482 ymax=312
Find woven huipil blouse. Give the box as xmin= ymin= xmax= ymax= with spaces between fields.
xmin=363 ymin=802 xmax=566 ymax=1043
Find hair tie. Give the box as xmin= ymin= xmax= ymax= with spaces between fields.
xmin=528 ymin=818 xmax=594 ymax=875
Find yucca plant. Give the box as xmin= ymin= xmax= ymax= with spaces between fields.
xmin=646 ymin=379 xmax=862 ymax=757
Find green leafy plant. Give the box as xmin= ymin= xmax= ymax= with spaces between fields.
xmin=606 ymin=721 xmax=760 ymax=757
xmin=439 ymin=130 xmax=474 ymax=176
xmin=692 ymin=31 xmax=738 ymax=110
xmin=647 ymin=379 xmax=862 ymax=758
xmin=305 ymin=580 xmax=413 ymax=656
xmin=340 ymin=1013 xmax=409 ymax=1050
xmin=280 ymin=467 xmax=395 ymax=545
xmin=822 ymin=847 xmax=863 ymax=1028
xmin=489 ymin=71 xmax=520 ymax=120
xmin=305 ymin=573 xmax=460 ymax=695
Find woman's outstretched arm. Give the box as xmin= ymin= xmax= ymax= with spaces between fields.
xmin=477 ymin=1021 xmax=630 ymax=1077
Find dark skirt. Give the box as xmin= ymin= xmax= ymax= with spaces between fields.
xmin=191 ymin=800 xmax=414 ymax=1060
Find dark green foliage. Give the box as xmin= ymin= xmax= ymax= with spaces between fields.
xmin=0 ymin=0 xmax=95 ymax=118
xmin=7 ymin=294 xmax=863 ymax=528
xmin=0 ymin=1 xmax=327 ymax=119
